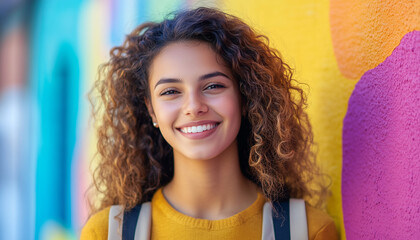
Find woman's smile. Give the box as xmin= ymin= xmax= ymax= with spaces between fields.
xmin=177 ymin=121 xmax=221 ymax=139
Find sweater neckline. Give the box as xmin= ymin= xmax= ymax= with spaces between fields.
xmin=152 ymin=188 xmax=266 ymax=230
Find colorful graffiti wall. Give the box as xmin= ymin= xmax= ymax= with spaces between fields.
xmin=0 ymin=0 xmax=418 ymax=239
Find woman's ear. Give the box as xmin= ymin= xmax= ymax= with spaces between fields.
xmin=145 ymin=98 xmax=158 ymax=127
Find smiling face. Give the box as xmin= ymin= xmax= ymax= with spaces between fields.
xmin=147 ymin=41 xmax=242 ymax=161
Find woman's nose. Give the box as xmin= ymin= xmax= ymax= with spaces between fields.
xmin=183 ymin=91 xmax=208 ymax=117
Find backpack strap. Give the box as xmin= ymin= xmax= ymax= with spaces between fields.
xmin=262 ymin=201 xmax=275 ymax=239
xmin=272 ymin=201 xmax=291 ymax=239
xmin=262 ymin=199 xmax=308 ymax=240
xmin=122 ymin=204 xmax=142 ymax=240
xmin=108 ymin=205 xmax=123 ymax=240
xmin=134 ymin=202 xmax=152 ymax=240
xmin=108 ymin=202 xmax=151 ymax=240
xmin=289 ymin=199 xmax=308 ymax=240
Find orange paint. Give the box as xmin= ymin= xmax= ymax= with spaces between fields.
xmin=330 ymin=0 xmax=420 ymax=79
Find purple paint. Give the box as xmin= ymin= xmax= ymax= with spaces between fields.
xmin=342 ymin=31 xmax=420 ymax=239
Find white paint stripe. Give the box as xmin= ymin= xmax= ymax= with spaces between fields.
xmin=290 ymin=198 xmax=308 ymax=240
xmin=108 ymin=205 xmax=123 ymax=240
xmin=261 ymin=202 xmax=275 ymax=240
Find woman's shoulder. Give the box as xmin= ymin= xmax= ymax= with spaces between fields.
xmin=305 ymin=203 xmax=338 ymax=240
xmin=80 ymin=206 xmax=111 ymax=240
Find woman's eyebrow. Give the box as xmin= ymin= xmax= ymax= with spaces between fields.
xmin=154 ymin=78 xmax=181 ymax=89
xmin=199 ymin=71 xmax=230 ymax=81
xmin=154 ymin=71 xmax=231 ymax=90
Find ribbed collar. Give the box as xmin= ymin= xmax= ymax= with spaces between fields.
xmin=151 ymin=188 xmax=266 ymax=230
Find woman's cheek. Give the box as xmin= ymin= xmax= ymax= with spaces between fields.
xmin=216 ymin=95 xmax=241 ymax=118
xmin=155 ymin=101 xmax=179 ymax=120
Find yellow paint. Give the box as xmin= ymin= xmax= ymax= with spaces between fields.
xmin=330 ymin=0 xmax=420 ymax=79
xmin=221 ymin=1 xmax=356 ymax=239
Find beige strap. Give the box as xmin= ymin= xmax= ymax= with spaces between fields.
xmin=290 ymin=198 xmax=308 ymax=240
xmin=134 ymin=202 xmax=152 ymax=240
xmin=262 ymin=202 xmax=275 ymax=240
xmin=108 ymin=205 xmax=123 ymax=240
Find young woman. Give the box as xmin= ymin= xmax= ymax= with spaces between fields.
xmin=81 ymin=7 xmax=338 ymax=240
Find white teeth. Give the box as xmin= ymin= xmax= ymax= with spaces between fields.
xmin=180 ymin=123 xmax=217 ymax=133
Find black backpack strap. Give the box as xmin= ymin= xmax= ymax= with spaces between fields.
xmin=272 ymin=201 xmax=291 ymax=240
xmin=122 ymin=204 xmax=142 ymax=240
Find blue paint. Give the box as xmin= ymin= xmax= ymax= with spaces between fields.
xmin=110 ymin=0 xmax=150 ymax=47
xmin=29 ymin=0 xmax=81 ymax=239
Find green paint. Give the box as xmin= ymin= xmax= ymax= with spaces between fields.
xmin=148 ymin=0 xmax=184 ymax=22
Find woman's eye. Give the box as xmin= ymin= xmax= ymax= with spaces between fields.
xmin=160 ymin=89 xmax=179 ymax=96
xmin=205 ymin=84 xmax=225 ymax=90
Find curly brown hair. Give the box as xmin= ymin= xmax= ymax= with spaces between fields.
xmin=89 ymin=7 xmax=328 ymax=214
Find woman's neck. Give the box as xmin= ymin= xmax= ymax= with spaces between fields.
xmin=163 ymin=141 xmax=259 ymax=220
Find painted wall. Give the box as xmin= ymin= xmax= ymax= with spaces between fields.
xmin=333 ymin=0 xmax=420 ymax=238
xmin=342 ymin=31 xmax=420 ymax=239
xmin=222 ymin=1 xmax=419 ymax=239
xmin=0 ymin=0 xmax=418 ymax=239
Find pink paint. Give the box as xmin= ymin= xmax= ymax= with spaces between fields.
xmin=342 ymin=31 xmax=420 ymax=239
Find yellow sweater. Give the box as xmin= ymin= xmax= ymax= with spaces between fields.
xmin=81 ymin=189 xmax=338 ymax=239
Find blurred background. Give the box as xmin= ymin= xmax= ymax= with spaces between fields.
xmin=0 ymin=0 xmax=418 ymax=239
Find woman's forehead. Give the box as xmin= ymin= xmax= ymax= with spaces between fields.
xmin=153 ymin=41 xmax=216 ymax=64
xmin=148 ymin=40 xmax=232 ymax=83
